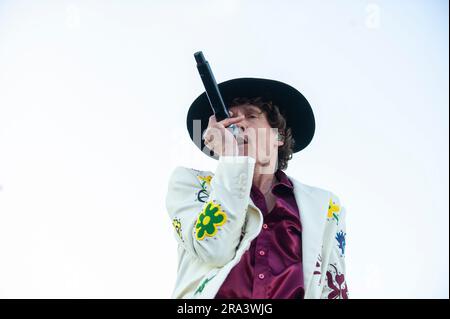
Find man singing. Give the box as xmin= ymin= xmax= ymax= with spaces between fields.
xmin=165 ymin=77 xmax=348 ymax=299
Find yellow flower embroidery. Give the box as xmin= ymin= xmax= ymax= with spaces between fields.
xmin=327 ymin=198 xmax=341 ymax=221
xmin=172 ymin=217 xmax=183 ymax=241
xmin=195 ymin=201 xmax=227 ymax=241
xmin=197 ymin=175 xmax=212 ymax=186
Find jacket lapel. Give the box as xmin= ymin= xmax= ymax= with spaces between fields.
xmin=290 ymin=178 xmax=329 ymax=295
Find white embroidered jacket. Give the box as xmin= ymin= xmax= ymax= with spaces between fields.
xmin=165 ymin=156 xmax=348 ymax=299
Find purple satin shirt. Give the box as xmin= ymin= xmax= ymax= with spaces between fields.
xmin=215 ymin=169 xmax=304 ymax=299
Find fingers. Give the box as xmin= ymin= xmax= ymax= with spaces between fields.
xmin=204 ymin=111 xmax=244 ymax=156
xmin=220 ymin=114 xmax=244 ymax=127
xmin=211 ymin=115 xmax=244 ymax=130
xmin=209 ymin=113 xmax=244 ymax=127
xmin=202 ymin=128 xmax=214 ymax=143
xmin=203 ymin=130 xmax=214 ymax=143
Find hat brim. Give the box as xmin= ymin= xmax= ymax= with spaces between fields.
xmin=186 ymin=77 xmax=315 ymax=159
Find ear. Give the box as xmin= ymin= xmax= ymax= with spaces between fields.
xmin=276 ymin=131 xmax=284 ymax=147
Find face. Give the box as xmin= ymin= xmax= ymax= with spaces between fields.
xmin=228 ymin=104 xmax=284 ymax=172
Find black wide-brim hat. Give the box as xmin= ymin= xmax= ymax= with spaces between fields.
xmin=186 ymin=77 xmax=315 ymax=159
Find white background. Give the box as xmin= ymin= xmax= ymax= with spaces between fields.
xmin=0 ymin=0 xmax=448 ymax=298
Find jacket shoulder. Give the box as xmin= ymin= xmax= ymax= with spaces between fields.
xmin=288 ymin=175 xmax=343 ymax=205
xmin=168 ymin=166 xmax=214 ymax=185
xmin=170 ymin=165 xmax=214 ymax=176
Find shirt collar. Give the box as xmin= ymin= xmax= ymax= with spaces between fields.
xmin=250 ymin=168 xmax=294 ymax=198
xmin=274 ymin=169 xmax=294 ymax=191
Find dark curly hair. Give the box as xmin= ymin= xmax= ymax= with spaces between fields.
xmin=229 ymin=96 xmax=295 ymax=170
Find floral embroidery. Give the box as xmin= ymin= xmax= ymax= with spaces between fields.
xmin=172 ymin=217 xmax=183 ymax=242
xmin=326 ymin=264 xmax=348 ymax=299
xmin=196 ymin=175 xmax=212 ymax=203
xmin=313 ymin=253 xmax=322 ymax=276
xmin=194 ymin=274 xmax=216 ymax=295
xmin=327 ymin=198 xmax=340 ymax=224
xmin=195 ymin=201 xmax=227 ymax=241
xmin=198 ymin=175 xmax=212 ymax=186
xmin=335 ymin=230 xmax=346 ymax=256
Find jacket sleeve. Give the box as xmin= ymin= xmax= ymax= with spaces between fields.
xmin=165 ymin=155 xmax=256 ymax=267
xmin=321 ymin=195 xmax=349 ymax=299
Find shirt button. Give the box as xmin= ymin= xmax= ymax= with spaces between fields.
xmin=259 ymin=250 xmax=265 ymax=256
xmin=262 ymin=223 xmax=268 ymax=230
xmin=258 ymin=273 xmax=265 ymax=280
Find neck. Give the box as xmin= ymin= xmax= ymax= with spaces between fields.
xmin=252 ymin=158 xmax=279 ymax=195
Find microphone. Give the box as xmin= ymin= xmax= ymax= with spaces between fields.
xmin=194 ymin=51 xmax=240 ymax=137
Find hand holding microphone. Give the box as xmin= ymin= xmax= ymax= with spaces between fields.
xmin=194 ymin=50 xmax=249 ymax=157
xmin=203 ymin=111 xmax=245 ymax=157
